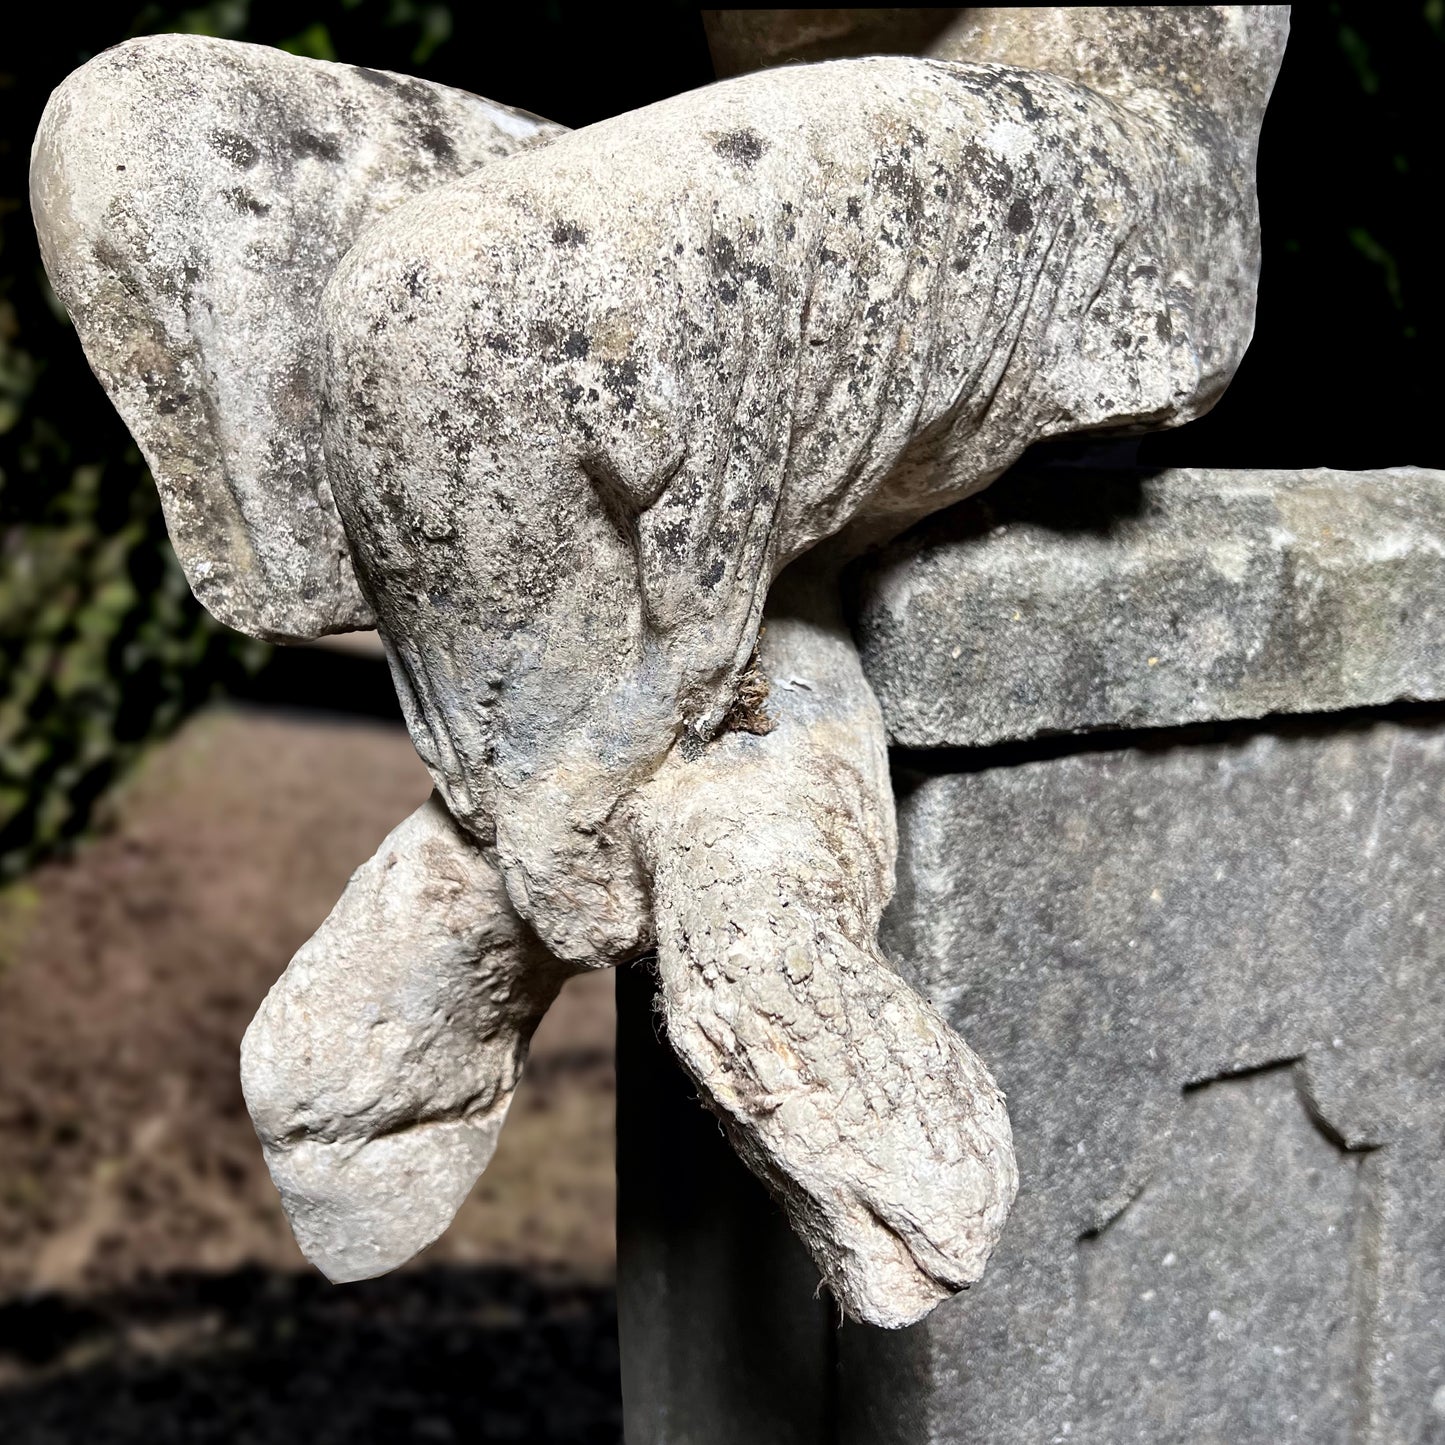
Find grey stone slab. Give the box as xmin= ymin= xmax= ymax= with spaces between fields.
xmin=618 ymin=712 xmax=1445 ymax=1442
xmin=1070 ymin=1067 xmax=1369 ymax=1443
xmin=856 ymin=468 xmax=1445 ymax=746
xmin=850 ymin=1066 xmax=1377 ymax=1445
xmin=848 ymin=715 xmax=1445 ymax=1444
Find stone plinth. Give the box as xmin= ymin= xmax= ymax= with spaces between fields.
xmin=852 ymin=718 xmax=1445 ymax=1445
xmin=618 ymin=468 xmax=1445 ymax=1445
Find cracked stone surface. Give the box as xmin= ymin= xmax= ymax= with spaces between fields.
xmin=857 ymin=466 xmax=1445 ymax=747
xmin=32 ymin=9 xmax=1287 ymax=1330
xmin=842 ymin=717 xmax=1445 ymax=1444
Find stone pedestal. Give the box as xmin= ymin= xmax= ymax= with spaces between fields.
xmin=617 ymin=468 xmax=1445 ymax=1445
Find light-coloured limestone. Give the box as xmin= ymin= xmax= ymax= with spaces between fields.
xmin=240 ymin=794 xmax=568 ymax=1282
xmin=32 ymin=9 xmax=1288 ymax=1327
xmin=322 ymin=14 xmax=1287 ymax=969
xmin=31 ymin=35 xmax=561 ymax=641
xmin=634 ymin=584 xmax=1016 ymax=1326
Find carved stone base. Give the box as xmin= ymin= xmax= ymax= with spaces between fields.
xmin=617 ymin=468 xmax=1445 ymax=1445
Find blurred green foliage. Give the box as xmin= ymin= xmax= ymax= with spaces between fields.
xmin=0 ymin=5 xmax=267 ymax=881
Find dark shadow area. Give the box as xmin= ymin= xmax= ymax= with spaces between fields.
xmin=837 ymin=459 xmax=1160 ymax=649
xmin=704 ymin=8 xmax=965 ymax=78
xmin=1135 ymin=5 xmax=1441 ymax=469
xmin=226 ymin=645 xmax=403 ymax=723
xmin=143 ymin=2 xmax=717 ymax=133
xmin=615 ymin=963 xmax=837 ymax=1445
xmin=903 ymin=464 xmax=1161 ymax=549
xmin=889 ymin=698 xmax=1445 ymax=797
xmin=1017 ymin=435 xmax=1145 ymax=472
xmin=0 ymin=1265 xmax=620 ymax=1445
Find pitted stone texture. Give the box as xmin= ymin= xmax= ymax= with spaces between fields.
xmin=634 ymin=588 xmax=1015 ymax=1328
xmin=238 ymin=577 xmax=1017 ymax=1326
xmin=31 ymin=13 xmax=1289 ymax=969
xmin=323 ymin=24 xmax=1285 ymax=965
xmin=240 ymin=794 xmax=569 ymax=1283
xmin=31 ymin=35 xmax=561 ymax=642
xmin=930 ymin=6 xmax=1286 ymax=155
xmin=849 ymin=718 xmax=1445 ymax=1444
xmin=857 ymin=467 xmax=1445 ymax=747
xmin=707 ymin=6 xmax=1287 ymax=162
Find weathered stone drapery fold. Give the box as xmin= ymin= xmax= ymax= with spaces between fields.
xmin=239 ymin=794 xmax=570 ymax=1283
xmin=321 ymin=17 xmax=1287 ymax=967
xmin=30 ymin=35 xmax=561 ymax=641
xmin=32 ymin=8 xmax=1288 ymax=1328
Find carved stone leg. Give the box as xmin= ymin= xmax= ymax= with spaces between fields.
xmin=32 ymin=7 xmax=1294 ymax=1344
xmin=630 ymin=580 xmax=1016 ymax=1329
xmin=240 ymin=794 xmax=569 ymax=1282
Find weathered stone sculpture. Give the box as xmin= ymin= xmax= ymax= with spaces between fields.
xmin=625 ymin=462 xmax=1444 ymax=1444
xmin=28 ymin=37 xmax=564 ymax=642
xmin=30 ymin=8 xmax=1288 ymax=1327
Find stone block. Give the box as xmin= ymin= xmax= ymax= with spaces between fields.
xmin=618 ymin=714 xmax=1445 ymax=1443
xmin=856 ymin=468 xmax=1445 ymax=746
xmin=857 ymin=715 xmax=1445 ymax=1444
